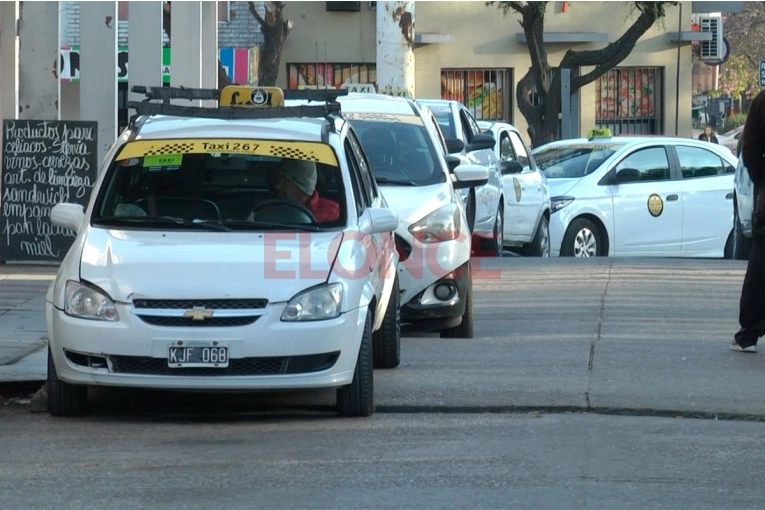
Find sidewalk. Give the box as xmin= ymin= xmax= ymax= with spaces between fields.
xmin=0 ymin=263 xmax=58 ymax=383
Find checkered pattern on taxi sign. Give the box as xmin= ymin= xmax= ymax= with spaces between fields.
xmin=268 ymin=146 xmax=321 ymax=162
xmin=143 ymin=142 xmax=197 ymax=156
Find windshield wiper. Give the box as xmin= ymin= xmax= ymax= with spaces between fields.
xmin=94 ymin=216 xmax=233 ymax=231
xmin=223 ymin=220 xmax=324 ymax=232
xmin=375 ymin=177 xmax=419 ymax=186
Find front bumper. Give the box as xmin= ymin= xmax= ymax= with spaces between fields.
xmin=549 ymin=212 xmax=567 ymax=257
xmin=401 ymin=260 xmax=470 ymax=331
xmin=46 ymin=301 xmax=365 ymax=390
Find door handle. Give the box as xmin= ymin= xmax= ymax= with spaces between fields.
xmin=666 ymin=194 xmax=679 ymax=201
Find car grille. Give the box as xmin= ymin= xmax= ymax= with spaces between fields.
xmin=132 ymin=298 xmax=268 ymax=327
xmin=109 ymin=352 xmax=340 ymax=376
xmin=133 ymin=299 xmax=268 ymax=310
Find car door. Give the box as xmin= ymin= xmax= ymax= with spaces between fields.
xmin=458 ymin=107 xmax=500 ymax=233
xmin=497 ymin=127 xmax=525 ymax=240
xmin=507 ymin=129 xmax=544 ymax=239
xmin=344 ymin=132 xmax=385 ymax=309
xmin=672 ymin=144 xmax=735 ymax=255
xmin=610 ymin=146 xmax=683 ymax=255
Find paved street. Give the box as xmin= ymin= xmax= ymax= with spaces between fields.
xmin=3 ymin=257 xmax=765 ymax=508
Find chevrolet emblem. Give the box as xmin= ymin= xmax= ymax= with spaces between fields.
xmin=183 ymin=307 xmax=214 ymax=321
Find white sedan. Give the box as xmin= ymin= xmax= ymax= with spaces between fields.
xmin=479 ymin=121 xmax=551 ymax=256
xmin=532 ymin=130 xmax=738 ymax=257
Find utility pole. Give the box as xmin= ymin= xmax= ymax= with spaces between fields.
xmin=376 ymin=1 xmax=415 ymax=98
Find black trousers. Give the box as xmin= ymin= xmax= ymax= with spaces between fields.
xmin=736 ymin=191 xmax=765 ymax=347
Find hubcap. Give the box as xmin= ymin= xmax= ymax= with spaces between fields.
xmin=540 ymin=222 xmax=550 ymax=258
xmin=573 ymin=228 xmax=597 ymax=257
xmin=495 ymin=209 xmax=504 ymax=257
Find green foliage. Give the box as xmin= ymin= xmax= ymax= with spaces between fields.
xmin=723 ymin=113 xmax=747 ymax=133
xmin=718 ymin=55 xmax=759 ymax=99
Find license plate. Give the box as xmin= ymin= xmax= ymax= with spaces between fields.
xmin=168 ymin=346 xmax=229 ymax=368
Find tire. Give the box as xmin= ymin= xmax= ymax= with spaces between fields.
xmin=560 ymin=218 xmax=602 ymax=257
xmin=733 ymin=203 xmax=752 ymax=260
xmin=47 ymin=347 xmax=88 ymax=417
xmin=439 ymin=270 xmax=474 ymax=339
xmin=522 ymin=215 xmax=550 ymax=257
xmin=372 ymin=276 xmax=401 ymax=369
xmin=337 ymin=311 xmax=375 ymax=417
xmin=486 ymin=205 xmax=504 ymax=257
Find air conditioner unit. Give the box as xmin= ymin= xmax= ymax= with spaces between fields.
xmin=326 ymin=2 xmax=361 ymax=12
xmin=698 ymin=14 xmax=724 ymax=61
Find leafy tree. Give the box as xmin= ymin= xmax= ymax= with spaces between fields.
xmin=718 ymin=54 xmax=758 ymax=100
xmin=722 ymin=2 xmax=765 ymax=72
xmin=487 ymin=1 xmax=676 ymax=146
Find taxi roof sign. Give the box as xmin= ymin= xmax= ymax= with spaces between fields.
xmin=587 ymin=128 xmax=612 ymax=140
xmin=219 ymin=86 xmax=285 ymax=107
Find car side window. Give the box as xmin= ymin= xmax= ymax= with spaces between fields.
xmin=346 ymin=129 xmax=379 ymax=202
xmin=344 ymin=139 xmax=368 ymax=215
xmin=615 ymin=147 xmax=671 ymax=182
xmin=499 ymin=132 xmax=516 ymax=161
xmin=429 ymin=114 xmax=449 ymax=155
xmin=458 ymin=111 xmax=474 ymax=143
xmin=508 ymin=131 xmax=531 ymax=169
xmin=675 ymin=146 xmax=729 ymax=178
xmin=465 ymin=111 xmax=482 ymax=137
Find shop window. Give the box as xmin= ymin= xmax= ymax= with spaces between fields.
xmin=286 ymin=63 xmax=376 ymax=89
xmin=440 ymin=68 xmax=512 ymax=122
xmin=596 ymin=67 xmax=663 ymax=135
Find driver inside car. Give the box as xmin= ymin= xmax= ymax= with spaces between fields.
xmin=266 ymin=158 xmax=340 ymax=223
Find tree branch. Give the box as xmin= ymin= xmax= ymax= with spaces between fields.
xmin=248 ymin=1 xmax=267 ymax=28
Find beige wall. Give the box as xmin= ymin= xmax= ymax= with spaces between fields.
xmin=279 ymin=1 xmax=694 ymax=141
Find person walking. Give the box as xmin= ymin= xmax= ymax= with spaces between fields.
xmin=698 ymin=125 xmax=719 ymax=144
xmin=732 ymin=89 xmax=765 ymax=352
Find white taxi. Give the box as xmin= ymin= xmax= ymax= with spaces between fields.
xmin=532 ymin=129 xmax=738 ymax=257
xmin=45 ymin=86 xmax=399 ymax=417
xmin=478 ymin=121 xmax=551 ymax=257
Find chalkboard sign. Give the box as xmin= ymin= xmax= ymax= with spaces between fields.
xmin=1 ymin=120 xmax=98 ymax=262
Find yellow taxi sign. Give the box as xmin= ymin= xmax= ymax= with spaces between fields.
xmin=587 ymin=128 xmax=612 ymax=140
xmin=219 ymin=86 xmax=285 ymax=107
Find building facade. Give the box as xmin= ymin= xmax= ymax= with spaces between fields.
xmin=279 ymin=1 xmax=697 ymax=142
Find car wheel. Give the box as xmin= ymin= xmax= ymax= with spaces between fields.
xmin=47 ymin=347 xmax=88 ymax=417
xmin=733 ymin=202 xmax=752 ymax=260
xmin=561 ymin=218 xmax=602 ymax=257
xmin=486 ymin=205 xmax=504 ymax=257
xmin=439 ymin=270 xmax=474 ymax=339
xmin=522 ymin=215 xmax=550 ymax=257
xmin=372 ymin=276 xmax=401 ymax=369
xmin=337 ymin=310 xmax=375 ymax=417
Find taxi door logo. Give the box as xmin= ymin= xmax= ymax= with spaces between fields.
xmin=513 ymin=177 xmax=522 ymax=202
xmin=647 ymin=193 xmax=663 ymax=217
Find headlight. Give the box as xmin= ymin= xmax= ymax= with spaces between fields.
xmin=550 ymin=196 xmax=575 ymax=213
xmin=64 ymin=281 xmax=119 ymax=321
xmin=281 ymin=283 xmax=343 ymax=322
xmin=409 ymin=203 xmax=461 ymax=243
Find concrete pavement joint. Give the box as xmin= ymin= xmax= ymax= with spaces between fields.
xmin=0 ymin=338 xmax=47 ymax=367
xmin=585 ymin=261 xmax=614 ymax=409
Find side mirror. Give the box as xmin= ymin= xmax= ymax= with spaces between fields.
xmin=444 ymin=154 xmax=461 ymax=173
xmin=466 ymin=133 xmax=496 ymax=153
xmin=360 ymin=208 xmax=399 ymax=235
xmin=613 ymin=168 xmax=641 ymax=184
xmin=499 ymin=160 xmax=523 ymax=175
xmin=444 ymin=138 xmax=464 ymax=154
xmin=50 ymin=203 xmax=85 ymax=232
xmin=452 ymin=164 xmax=490 ymax=189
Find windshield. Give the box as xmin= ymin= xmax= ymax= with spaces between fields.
xmin=92 ymin=138 xmax=346 ymax=231
xmin=348 ymin=117 xmax=446 ymax=186
xmin=533 ymin=144 xmax=621 ymax=179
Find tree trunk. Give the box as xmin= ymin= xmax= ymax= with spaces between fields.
xmin=258 ymin=25 xmax=286 ymax=86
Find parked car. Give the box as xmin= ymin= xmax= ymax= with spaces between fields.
xmin=478 ymin=121 xmax=551 ymax=257
xmin=532 ymin=128 xmax=738 ymax=258
xmin=330 ymin=93 xmax=489 ymax=338
xmin=716 ymin=125 xmax=744 ymax=156
xmin=733 ymin=152 xmax=754 ymax=259
xmin=416 ymin=99 xmax=504 ymax=256
xmin=45 ymin=86 xmax=401 ymax=417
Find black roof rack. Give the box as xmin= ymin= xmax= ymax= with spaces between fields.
xmin=127 ymin=85 xmax=348 ymax=127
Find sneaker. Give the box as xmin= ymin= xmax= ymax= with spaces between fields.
xmin=731 ymin=341 xmax=757 ymax=353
